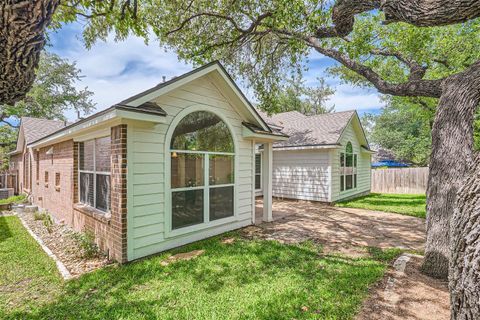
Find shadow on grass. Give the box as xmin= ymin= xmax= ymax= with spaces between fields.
xmin=5 ymin=234 xmax=389 ymax=320
xmin=0 ymin=216 xmax=13 ymax=242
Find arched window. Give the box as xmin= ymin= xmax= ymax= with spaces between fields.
xmin=340 ymin=142 xmax=357 ymax=191
xmin=170 ymin=111 xmax=235 ymax=230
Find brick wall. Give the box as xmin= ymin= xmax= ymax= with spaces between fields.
xmin=110 ymin=124 xmax=128 ymax=262
xmin=24 ymin=124 xmax=129 ymax=263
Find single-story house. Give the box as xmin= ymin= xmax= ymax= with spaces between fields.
xmin=254 ymin=110 xmax=373 ymax=202
xmin=8 ymin=61 xmax=372 ymax=263
xmin=9 ymin=62 xmax=287 ymax=263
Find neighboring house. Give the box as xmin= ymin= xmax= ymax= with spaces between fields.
xmin=255 ymin=110 xmax=373 ymax=202
xmin=8 ymin=62 xmax=287 ymax=263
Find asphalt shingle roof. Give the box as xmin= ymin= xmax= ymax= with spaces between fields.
xmin=14 ymin=117 xmax=68 ymax=153
xmin=257 ymin=110 xmax=356 ymax=148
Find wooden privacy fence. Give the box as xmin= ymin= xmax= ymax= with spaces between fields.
xmin=371 ymin=167 xmax=429 ymax=194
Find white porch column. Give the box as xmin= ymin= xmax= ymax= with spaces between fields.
xmin=262 ymin=142 xmax=273 ymax=222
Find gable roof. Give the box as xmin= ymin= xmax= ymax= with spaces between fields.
xmin=11 ymin=117 xmax=68 ymax=154
xmin=261 ymin=110 xmax=364 ymax=149
xmin=122 ymin=61 xmax=271 ymax=133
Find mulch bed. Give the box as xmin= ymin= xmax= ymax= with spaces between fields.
xmin=12 ymin=210 xmax=112 ymax=277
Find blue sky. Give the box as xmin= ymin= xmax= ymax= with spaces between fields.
xmin=48 ymin=23 xmax=383 ymax=120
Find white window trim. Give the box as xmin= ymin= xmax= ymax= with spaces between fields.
xmin=78 ymin=137 xmax=111 ymax=213
xmin=164 ymin=106 xmax=239 ymax=239
xmin=340 ymin=145 xmax=358 ymax=193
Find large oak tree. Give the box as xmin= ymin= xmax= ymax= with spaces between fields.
xmin=1 ymin=0 xmax=480 ymax=318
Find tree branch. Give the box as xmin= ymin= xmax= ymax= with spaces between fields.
xmin=307 ymin=37 xmax=444 ymax=98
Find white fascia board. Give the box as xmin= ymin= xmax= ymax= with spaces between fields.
xmin=272 ymin=145 xmax=340 ymax=151
xmin=28 ymin=109 xmax=165 ymax=149
xmin=241 ymin=126 xmax=288 ymax=142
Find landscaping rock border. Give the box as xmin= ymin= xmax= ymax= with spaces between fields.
xmin=15 ymin=210 xmax=112 ymax=278
xmin=17 ymin=215 xmax=73 ymax=280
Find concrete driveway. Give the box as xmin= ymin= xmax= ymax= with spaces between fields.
xmin=249 ymin=198 xmax=425 ymax=255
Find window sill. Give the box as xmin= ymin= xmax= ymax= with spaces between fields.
xmin=74 ymin=203 xmax=111 ymax=224
xmin=166 ymin=214 xmax=237 ymax=239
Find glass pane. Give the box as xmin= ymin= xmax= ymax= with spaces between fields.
xmin=171 ymin=153 xmax=204 ymax=188
xmin=353 ymin=154 xmax=357 ymax=168
xmin=346 ymin=175 xmax=353 ymax=190
xmin=79 ymin=140 xmax=94 ymax=171
xmin=346 ymin=153 xmax=353 ymax=167
xmin=96 ymin=174 xmax=110 ymax=212
xmin=346 ymin=142 xmax=353 ymax=154
xmin=354 ymin=174 xmax=357 ymax=188
xmin=171 ymin=111 xmax=234 ymax=152
xmin=209 ymin=155 xmax=234 ymax=185
xmin=172 ymin=190 xmax=204 ymax=229
xmin=95 ymin=136 xmax=111 ymax=172
xmin=255 ymin=154 xmax=261 ymax=174
xmin=340 ymin=153 xmax=345 ymax=167
xmin=80 ymin=172 xmax=94 ymax=206
xmin=340 ymin=175 xmax=344 ymax=191
xmin=210 ymin=186 xmax=234 ymax=221
xmin=255 ymin=174 xmax=261 ymax=190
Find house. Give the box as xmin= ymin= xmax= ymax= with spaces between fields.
xmin=254 ymin=110 xmax=373 ymax=202
xmin=8 ymin=62 xmax=287 ymax=263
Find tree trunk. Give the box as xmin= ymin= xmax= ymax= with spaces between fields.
xmin=0 ymin=0 xmax=59 ymax=106
xmin=450 ymin=153 xmax=480 ymax=320
xmin=422 ymin=62 xmax=480 ymax=279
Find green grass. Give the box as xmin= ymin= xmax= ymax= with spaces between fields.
xmin=0 ymin=216 xmax=62 ymax=314
xmin=0 ymin=194 xmax=27 ymax=205
xmin=336 ymin=193 xmax=426 ymax=218
xmin=1 ymin=216 xmax=401 ymax=320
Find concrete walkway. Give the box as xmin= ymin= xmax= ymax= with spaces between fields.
xmin=251 ymin=198 xmax=425 ymax=256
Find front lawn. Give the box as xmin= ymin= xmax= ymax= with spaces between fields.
xmin=1 ymin=215 xmax=399 ymax=320
xmin=0 ymin=216 xmax=62 ymax=314
xmin=336 ymin=193 xmax=426 ymax=218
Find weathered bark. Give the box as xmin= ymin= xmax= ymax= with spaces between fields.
xmin=0 ymin=0 xmax=59 ymax=105
xmin=450 ymin=153 xmax=480 ymax=320
xmin=317 ymin=0 xmax=480 ymax=38
xmin=423 ymin=62 xmax=480 ymax=279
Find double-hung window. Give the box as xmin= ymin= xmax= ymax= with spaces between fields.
xmin=78 ymin=136 xmax=111 ymax=212
xmin=170 ymin=111 xmax=235 ymax=230
xmin=340 ymin=142 xmax=357 ymax=192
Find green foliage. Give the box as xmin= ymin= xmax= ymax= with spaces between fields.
xmin=364 ymin=96 xmax=480 ymax=166
xmin=71 ymin=230 xmax=100 ymax=259
xmin=0 ymin=52 xmax=95 ymax=169
xmin=0 ymin=194 xmax=26 ymax=205
xmin=274 ymin=77 xmax=335 ymax=115
xmin=32 ymin=211 xmax=54 ymax=233
xmin=1 ymin=52 xmax=95 ymax=123
xmin=336 ymin=193 xmax=427 ymax=219
xmin=364 ymin=97 xmax=434 ymax=166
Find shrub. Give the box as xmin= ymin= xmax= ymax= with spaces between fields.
xmin=33 ymin=211 xmax=54 ymax=233
xmin=72 ymin=230 xmax=99 ymax=259
xmin=0 ymin=194 xmax=27 ymax=205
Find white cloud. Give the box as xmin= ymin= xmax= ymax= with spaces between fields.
xmin=49 ymin=26 xmax=192 ymax=120
xmin=326 ymin=84 xmax=383 ymax=111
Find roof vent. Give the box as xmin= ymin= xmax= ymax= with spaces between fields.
xmin=162 ymin=76 xmax=166 ymax=83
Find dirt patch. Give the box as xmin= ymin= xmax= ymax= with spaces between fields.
xmin=15 ymin=210 xmax=111 ymax=277
xmin=356 ymin=256 xmax=450 ymax=320
xmin=252 ymin=199 xmax=425 ymax=256
xmin=160 ymin=249 xmax=205 ymax=266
